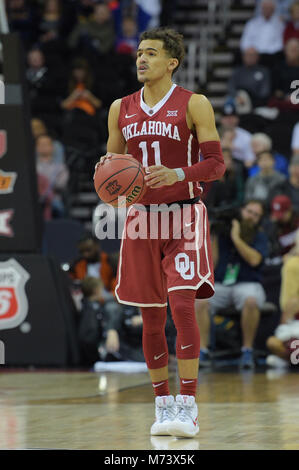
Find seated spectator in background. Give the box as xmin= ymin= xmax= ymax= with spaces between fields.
xmin=249 ymin=133 xmax=289 ymax=177
xmin=245 ymin=151 xmax=286 ymax=203
xmin=78 ymin=277 xmax=144 ymax=365
xmin=26 ymin=47 xmax=66 ymax=121
xmin=7 ymin=0 xmax=38 ymax=49
xmin=220 ymin=102 xmax=255 ymax=167
xmin=69 ymin=234 xmax=117 ymax=295
xmin=204 ymin=147 xmax=245 ymax=212
xmin=291 ymin=122 xmax=299 ymax=156
xmin=270 ymin=38 xmax=299 ymax=110
xmin=255 ymin=0 xmax=293 ymax=21
xmin=116 ymin=16 xmax=139 ymax=55
xmin=240 ymin=0 xmax=284 ymax=66
xmin=61 ymin=58 xmax=102 ymax=116
xmin=266 ymin=229 xmax=299 ymax=368
xmin=270 ymin=155 xmax=299 ymax=211
xmin=36 ymin=0 xmax=75 ymax=59
xmin=68 ymin=3 xmax=115 ymax=56
xmin=227 ymin=47 xmax=271 ymax=109
xmin=75 ymin=0 xmax=96 ymax=23
xmin=283 ymin=1 xmax=299 ymax=43
xmin=36 ymin=134 xmax=69 ymax=217
xmin=196 ymin=200 xmax=268 ymax=369
xmin=266 ymin=195 xmax=299 ymax=256
xmin=78 ymin=277 xmax=122 ymax=365
xmin=31 ymin=117 xmax=65 ymax=164
xmin=60 ymin=58 xmax=104 ymax=148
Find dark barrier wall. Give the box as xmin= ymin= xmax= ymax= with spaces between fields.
xmin=0 ymin=255 xmax=80 ymax=366
xmin=0 ymin=106 xmax=42 ymax=252
xmin=0 ymin=34 xmax=42 ymax=252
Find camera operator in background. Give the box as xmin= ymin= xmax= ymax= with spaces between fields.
xmin=196 ymin=200 xmax=268 ymax=369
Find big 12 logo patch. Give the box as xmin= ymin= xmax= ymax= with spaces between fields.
xmin=0 ymin=259 xmax=30 ymax=330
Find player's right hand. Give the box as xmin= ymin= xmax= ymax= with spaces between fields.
xmin=93 ymin=153 xmax=114 ymax=179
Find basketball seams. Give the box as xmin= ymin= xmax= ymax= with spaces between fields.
xmin=95 ymin=155 xmax=146 ymax=206
xmin=97 ymin=165 xmax=139 ymax=193
xmin=108 ymin=165 xmax=143 ymax=204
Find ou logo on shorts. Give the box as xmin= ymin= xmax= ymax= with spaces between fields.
xmin=175 ymin=253 xmax=195 ymax=280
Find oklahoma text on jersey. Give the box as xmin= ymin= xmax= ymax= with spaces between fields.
xmin=122 ymin=121 xmax=181 ymax=142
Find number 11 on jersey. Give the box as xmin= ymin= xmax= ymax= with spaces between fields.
xmin=139 ymin=141 xmax=161 ymax=167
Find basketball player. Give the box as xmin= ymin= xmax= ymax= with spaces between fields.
xmin=95 ymin=28 xmax=225 ymax=438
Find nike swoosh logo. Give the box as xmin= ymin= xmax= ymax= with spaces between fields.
xmin=154 ymin=352 xmax=166 ymax=360
xmin=181 ymin=344 xmax=193 ymax=350
xmin=125 ymin=113 xmax=137 ymax=118
xmin=182 ymin=380 xmax=195 ymax=384
xmin=153 ymin=382 xmax=165 ymax=388
xmin=185 ymin=222 xmax=194 ymax=227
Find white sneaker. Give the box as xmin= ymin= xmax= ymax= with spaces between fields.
xmin=150 ymin=395 xmax=176 ymax=436
xmin=167 ymin=395 xmax=199 ymax=438
xmin=266 ymin=355 xmax=288 ymax=368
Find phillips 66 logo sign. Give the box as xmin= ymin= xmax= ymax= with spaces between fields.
xmin=0 ymin=259 xmax=30 ymax=330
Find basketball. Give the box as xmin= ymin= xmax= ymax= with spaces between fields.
xmin=94 ymin=154 xmax=146 ymax=207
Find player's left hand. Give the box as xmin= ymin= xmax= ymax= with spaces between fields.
xmin=144 ymin=165 xmax=178 ymax=188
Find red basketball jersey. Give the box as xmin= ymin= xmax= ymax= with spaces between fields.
xmin=118 ymin=84 xmax=202 ymax=205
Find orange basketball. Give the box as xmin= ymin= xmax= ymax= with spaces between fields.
xmin=94 ymin=154 xmax=147 ymax=207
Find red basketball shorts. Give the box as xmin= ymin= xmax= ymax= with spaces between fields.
xmin=115 ymin=200 xmax=215 ymax=307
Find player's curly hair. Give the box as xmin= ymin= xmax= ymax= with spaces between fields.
xmin=139 ymin=28 xmax=185 ymax=74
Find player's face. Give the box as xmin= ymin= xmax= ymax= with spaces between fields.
xmin=136 ymin=39 xmax=176 ymax=83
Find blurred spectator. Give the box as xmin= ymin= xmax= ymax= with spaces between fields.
xmin=60 ymin=58 xmax=104 ymax=149
xmin=36 ymin=0 xmax=75 ymax=60
xmin=266 ymin=229 xmax=299 ymax=368
xmin=228 ymin=48 xmax=271 ymax=109
xmin=270 ymin=38 xmax=299 ymax=110
xmin=283 ymin=1 xmax=299 ymax=43
xmin=78 ymin=276 xmax=144 ymax=365
xmin=255 ymin=0 xmax=294 ymax=21
xmin=78 ymin=277 xmax=122 ymax=365
xmin=270 ymin=155 xmax=299 ymax=211
xmin=220 ymin=102 xmax=255 ymax=167
xmin=31 ymin=117 xmax=65 ymax=164
xmin=197 ymin=200 xmax=268 ymax=369
xmin=204 ymin=148 xmax=245 ymax=212
xmin=116 ymin=16 xmax=139 ymax=55
xmin=291 ymin=122 xmax=299 ymax=155
xmin=36 ymin=134 xmax=69 ymax=218
xmin=245 ymin=151 xmax=286 ymax=203
xmin=240 ymin=0 xmax=284 ymax=66
xmin=266 ymin=195 xmax=299 ymax=256
xmin=68 ymin=3 xmax=115 ymax=56
xmin=26 ymin=47 xmax=66 ymax=123
xmin=75 ymin=0 xmax=97 ymax=23
xmin=61 ymin=58 xmax=102 ymax=116
xmin=69 ymin=234 xmax=117 ymax=295
xmin=249 ymin=133 xmax=289 ymax=177
xmin=7 ymin=0 xmax=38 ymax=48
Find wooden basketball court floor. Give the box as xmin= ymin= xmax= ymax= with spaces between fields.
xmin=0 ymin=368 xmax=298 ymax=450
